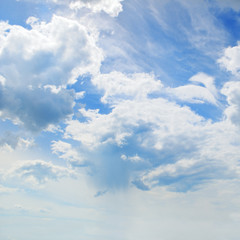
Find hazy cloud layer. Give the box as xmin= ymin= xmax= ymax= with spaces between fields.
xmin=3 ymin=160 xmax=74 ymax=186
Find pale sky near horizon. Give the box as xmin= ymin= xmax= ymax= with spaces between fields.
xmin=1 ymin=0 xmax=240 ymax=239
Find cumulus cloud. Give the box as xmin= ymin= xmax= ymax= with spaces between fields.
xmin=66 ymin=72 xmax=209 ymax=149
xmin=92 ymin=71 xmax=163 ymax=104
xmin=221 ymin=81 xmax=240 ymax=127
xmin=218 ymin=42 xmax=240 ymax=75
xmin=92 ymin=71 xmax=218 ymax=106
xmin=65 ymin=97 xmax=204 ymax=148
xmin=0 ymin=15 xmax=102 ymax=87
xmin=62 ymin=70 xmax=240 ymax=191
xmin=217 ymin=42 xmax=240 ymax=127
xmin=69 ymin=0 xmax=124 ymax=17
xmin=0 ymin=15 xmax=103 ymax=131
xmin=66 ymin=97 xmax=240 ymax=191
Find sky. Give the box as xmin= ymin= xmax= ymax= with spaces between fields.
xmin=1 ymin=0 xmax=240 ymax=239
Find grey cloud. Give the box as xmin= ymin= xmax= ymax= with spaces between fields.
xmin=0 ymin=86 xmax=75 ymax=132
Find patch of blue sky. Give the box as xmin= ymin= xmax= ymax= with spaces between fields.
xmin=100 ymin=0 xmax=230 ymax=90
xmin=0 ymin=119 xmax=19 ymax=135
xmin=34 ymin=131 xmax=63 ymax=158
xmin=70 ymin=75 xmax=112 ymax=116
xmin=185 ymin=102 xmax=223 ymax=121
xmin=0 ymin=0 xmax=52 ymax=27
xmin=213 ymin=8 xmax=240 ymax=45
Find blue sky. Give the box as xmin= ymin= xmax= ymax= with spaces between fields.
xmin=1 ymin=0 xmax=240 ymax=239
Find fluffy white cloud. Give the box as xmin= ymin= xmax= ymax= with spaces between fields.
xmin=221 ymin=81 xmax=240 ymax=127
xmin=69 ymin=0 xmax=124 ymax=17
xmin=65 ymin=97 xmax=204 ymax=148
xmin=51 ymin=140 xmax=86 ymax=167
xmin=92 ymin=71 xmax=163 ymax=104
xmin=217 ymin=42 xmax=240 ymax=125
xmin=63 ymin=70 xmax=240 ymax=191
xmin=218 ymin=42 xmax=240 ymax=75
xmin=0 ymin=15 xmax=103 ymax=131
xmin=168 ymin=72 xmax=218 ymax=104
xmin=0 ymin=15 xmax=102 ymax=87
xmin=66 ymin=72 xmax=215 ymax=149
xmin=92 ymin=71 xmax=218 ymax=106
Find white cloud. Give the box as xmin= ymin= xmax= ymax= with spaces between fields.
xmin=92 ymin=71 xmax=163 ymax=104
xmin=0 ymin=75 xmax=6 ymax=86
xmin=66 ymin=71 xmax=207 ymax=149
xmin=168 ymin=72 xmax=218 ymax=104
xmin=69 ymin=0 xmax=124 ymax=17
xmin=65 ymin=97 xmax=204 ymax=148
xmin=92 ymin=71 xmax=218 ymax=107
xmin=140 ymin=158 xmax=198 ymax=188
xmin=221 ymin=81 xmax=240 ymax=127
xmin=0 ymin=15 xmax=102 ymax=87
xmin=51 ymin=140 xmax=85 ymax=167
xmin=63 ymin=70 xmax=240 ymax=191
xmin=3 ymin=160 xmax=74 ymax=186
xmin=121 ymin=154 xmax=144 ymax=163
xmin=20 ymin=0 xmax=124 ymax=17
xmin=0 ymin=15 xmax=103 ymax=131
xmin=189 ymin=72 xmax=217 ymax=95
xmin=218 ymin=42 xmax=240 ymax=75
xmin=169 ymin=85 xmax=216 ymax=104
